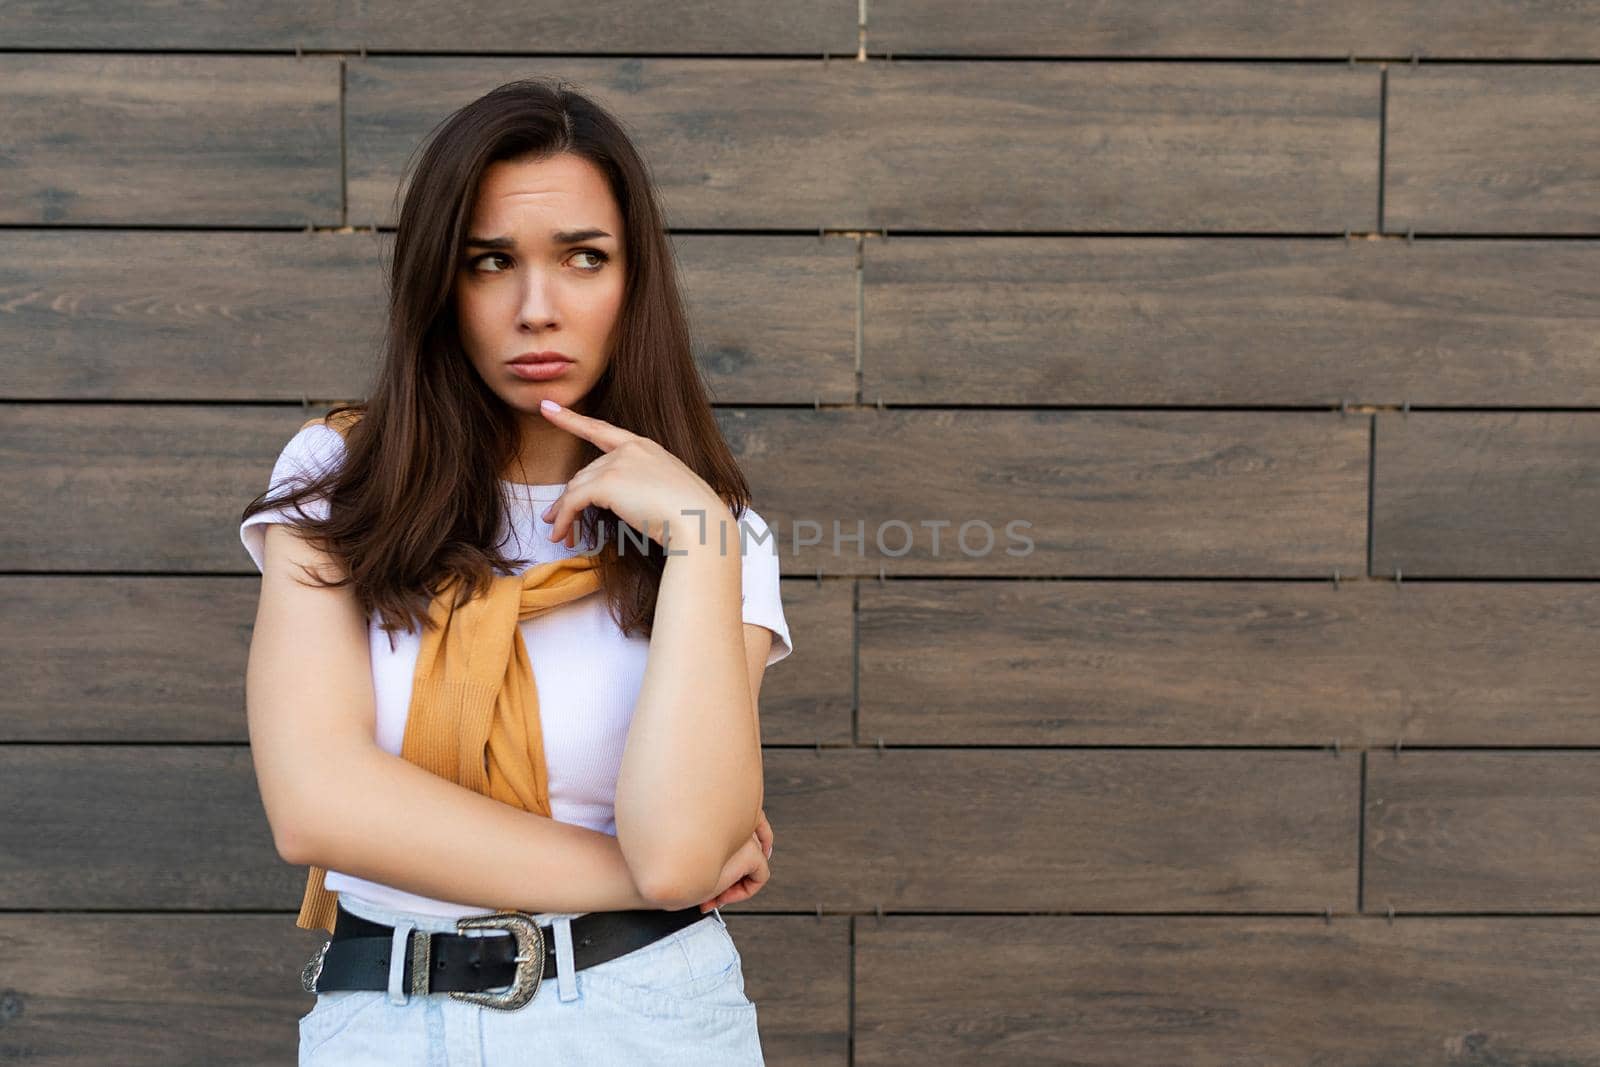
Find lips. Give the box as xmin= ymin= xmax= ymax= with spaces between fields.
xmin=509 ymin=352 xmax=572 ymax=365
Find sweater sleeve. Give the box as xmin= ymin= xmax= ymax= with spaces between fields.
xmin=238 ymin=422 xmax=348 ymax=573
xmin=734 ymin=504 xmax=793 ymax=667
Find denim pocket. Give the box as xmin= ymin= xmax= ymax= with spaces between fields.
xmin=297 ymin=989 xmax=383 ymax=1060
xmin=581 ymin=915 xmax=756 ymax=1020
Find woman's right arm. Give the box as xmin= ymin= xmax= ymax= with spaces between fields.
xmin=245 ymin=522 xmax=659 ymax=914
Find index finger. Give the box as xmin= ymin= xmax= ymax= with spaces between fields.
xmin=539 ymin=398 xmax=632 ymax=452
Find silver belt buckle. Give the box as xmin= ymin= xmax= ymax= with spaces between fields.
xmin=300 ymin=938 xmax=331 ymax=994
xmin=447 ymin=912 xmax=545 ymax=1011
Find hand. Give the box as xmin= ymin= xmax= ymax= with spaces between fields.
xmin=535 ymin=399 xmax=733 ymax=552
xmin=697 ymin=807 xmax=774 ymax=913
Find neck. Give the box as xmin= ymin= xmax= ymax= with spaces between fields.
xmin=502 ymin=409 xmax=586 ymax=485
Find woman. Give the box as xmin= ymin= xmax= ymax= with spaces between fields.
xmin=238 ymin=77 xmax=791 ymax=1065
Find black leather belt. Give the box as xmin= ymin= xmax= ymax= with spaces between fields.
xmin=301 ymin=900 xmax=709 ymax=1011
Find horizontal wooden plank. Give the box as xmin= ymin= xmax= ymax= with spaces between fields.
xmin=0 ymin=231 xmax=856 ymax=404
xmin=717 ymin=408 xmax=1370 ymax=575
xmin=1367 ymin=752 xmax=1600 ymax=911
xmin=0 ymin=0 xmax=857 ymax=53
xmin=0 ymin=746 xmax=293 ymax=908
xmin=0 ymin=912 xmax=848 ymax=1066
xmin=1386 ymin=66 xmax=1600 ymax=233
xmin=759 ymin=749 xmax=1359 ymax=911
xmin=871 ymin=1 xmax=1600 ymax=58
xmin=856 ymin=916 xmax=1600 ymax=1066
xmin=862 ymin=237 xmax=1600 ymax=405
xmin=0 ymin=575 xmax=846 ymax=744
xmin=0 ymin=747 xmax=1356 ymax=912
xmin=348 ymin=59 xmax=1379 ymax=231
xmin=3 ymin=406 xmax=1368 ymax=576
xmin=0 ymin=913 xmax=311 ymax=1065
xmin=1372 ymin=412 xmax=1600 ymax=576
xmin=859 ymin=580 xmax=1600 ymax=746
xmin=0 ymin=55 xmax=340 ymax=226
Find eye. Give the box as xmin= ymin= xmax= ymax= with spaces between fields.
xmin=468 ymin=252 xmax=511 ymax=273
xmin=464 ymin=250 xmax=611 ymax=274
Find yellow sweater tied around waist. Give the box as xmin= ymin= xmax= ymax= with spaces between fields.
xmin=291 ymin=409 xmax=604 ymax=933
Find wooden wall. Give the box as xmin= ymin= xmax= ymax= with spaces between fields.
xmin=4 ymin=4 xmax=1600 ymax=1064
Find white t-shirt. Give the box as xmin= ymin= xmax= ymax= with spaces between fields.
xmin=240 ymin=422 xmax=793 ymax=920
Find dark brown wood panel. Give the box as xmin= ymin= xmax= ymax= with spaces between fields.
xmin=0 ymin=746 xmax=293 ymax=908
xmin=0 ymin=912 xmax=848 ymax=1066
xmin=757 ymin=578 xmax=854 ymax=745
xmin=724 ymin=914 xmax=852 ymax=1066
xmin=0 ymin=231 xmax=856 ymax=404
xmin=1 ymin=405 xmax=319 ymax=572
xmin=862 ymin=237 xmax=1600 ymax=405
xmin=717 ymin=408 xmax=1370 ymax=575
xmin=1366 ymin=752 xmax=1600 ymax=912
xmin=0 ymin=0 xmax=857 ymax=53
xmin=759 ymin=749 xmax=1359 ymax=911
xmin=1386 ymin=66 xmax=1600 ymax=233
xmin=0 ymin=55 xmax=341 ymax=226
xmin=347 ymin=59 xmax=1379 ymax=231
xmin=0 ymin=914 xmax=313 ymax=1065
xmin=0 ymin=230 xmax=386 ymax=401
xmin=0 ymin=746 xmax=1355 ymax=912
xmin=871 ymin=1 xmax=1600 ymax=58
xmin=0 ymin=574 xmax=846 ymax=744
xmin=4 ymin=405 xmax=1367 ymax=576
xmin=668 ymin=234 xmax=858 ymax=405
xmin=1372 ymin=412 xmax=1600 ymax=577
xmin=855 ymin=917 xmax=1600 ymax=1066
xmin=0 ymin=576 xmax=257 ymax=743
xmin=859 ymin=580 xmax=1600 ymax=747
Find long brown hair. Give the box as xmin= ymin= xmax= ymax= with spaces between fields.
xmin=240 ymin=77 xmax=750 ymax=651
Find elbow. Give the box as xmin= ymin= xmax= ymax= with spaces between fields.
xmin=270 ymin=806 xmax=324 ymax=867
xmin=635 ymin=865 xmax=712 ymax=912
xmin=633 ymin=846 xmax=724 ymax=911
xmin=272 ymin=822 xmax=313 ymax=867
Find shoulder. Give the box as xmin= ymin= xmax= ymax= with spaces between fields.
xmin=271 ymin=420 xmax=347 ymax=485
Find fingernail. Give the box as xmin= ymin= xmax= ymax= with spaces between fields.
xmin=540 ymin=398 xmax=561 ymax=413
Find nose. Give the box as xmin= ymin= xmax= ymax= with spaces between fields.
xmin=516 ymin=269 xmax=559 ymax=328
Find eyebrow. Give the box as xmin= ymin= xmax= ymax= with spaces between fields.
xmin=464 ymin=228 xmax=613 ymax=250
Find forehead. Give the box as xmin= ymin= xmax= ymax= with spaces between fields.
xmin=467 ymin=153 xmax=622 ymax=237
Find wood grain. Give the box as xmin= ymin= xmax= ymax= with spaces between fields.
xmin=0 ymin=0 xmax=857 ymax=53
xmin=855 ymin=916 xmax=1600 ymax=1065
xmin=1387 ymin=65 xmax=1600 ymax=233
xmin=859 ymin=580 xmax=1600 ymax=746
xmin=347 ymin=59 xmax=1379 ymax=231
xmin=870 ymin=0 xmax=1600 ymax=58
xmin=1366 ymin=752 xmax=1600 ymax=911
xmin=863 ymin=237 xmax=1600 ymax=404
xmin=1372 ymin=412 xmax=1600 ymax=576
xmin=0 ymin=55 xmax=340 ymax=226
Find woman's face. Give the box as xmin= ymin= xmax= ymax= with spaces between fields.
xmin=455 ymin=152 xmax=627 ymax=417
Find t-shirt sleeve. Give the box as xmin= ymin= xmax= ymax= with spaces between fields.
xmin=239 ymin=422 xmax=348 ymax=573
xmin=735 ymin=504 xmax=793 ymax=668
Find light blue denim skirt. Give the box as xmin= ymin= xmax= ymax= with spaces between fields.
xmin=297 ymin=892 xmax=764 ymax=1065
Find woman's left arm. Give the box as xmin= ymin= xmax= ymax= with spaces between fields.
xmin=535 ymin=399 xmax=768 ymax=906
xmin=617 ymin=523 xmax=769 ymax=906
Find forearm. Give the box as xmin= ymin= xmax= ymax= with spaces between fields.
xmin=614 ymin=507 xmax=763 ymax=901
xmin=283 ymin=743 xmax=660 ymax=913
